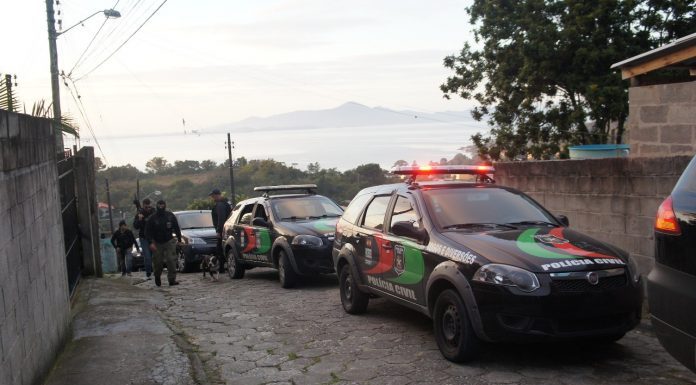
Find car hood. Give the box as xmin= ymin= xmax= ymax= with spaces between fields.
xmin=440 ymin=226 xmax=627 ymax=273
xmin=181 ymin=228 xmax=217 ymax=238
xmin=277 ymin=218 xmax=338 ymax=237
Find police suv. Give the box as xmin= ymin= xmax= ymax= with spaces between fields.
xmin=332 ymin=166 xmax=643 ymax=362
xmin=222 ymin=185 xmax=343 ymax=288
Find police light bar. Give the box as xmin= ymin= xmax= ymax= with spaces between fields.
xmin=391 ymin=165 xmax=495 ymax=176
xmin=254 ymin=184 xmax=318 ymax=194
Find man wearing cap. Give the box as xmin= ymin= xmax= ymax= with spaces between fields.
xmin=145 ymin=200 xmax=183 ymax=286
xmin=111 ymin=220 xmax=140 ymax=277
xmin=133 ymin=198 xmax=155 ymax=279
xmin=209 ymin=188 xmax=232 ymax=271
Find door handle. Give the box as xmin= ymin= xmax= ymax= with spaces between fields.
xmin=381 ymin=241 xmax=393 ymax=250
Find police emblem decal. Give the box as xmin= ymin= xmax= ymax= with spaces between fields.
xmin=534 ymin=233 xmax=570 ymax=245
xmin=393 ymin=244 xmax=405 ymax=276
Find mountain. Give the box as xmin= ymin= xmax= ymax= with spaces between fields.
xmin=205 ymin=102 xmax=477 ymax=132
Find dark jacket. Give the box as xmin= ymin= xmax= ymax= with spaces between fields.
xmin=212 ymin=200 xmax=232 ymax=234
xmin=133 ymin=207 xmax=155 ymax=238
xmin=111 ymin=229 xmax=138 ymax=250
xmin=145 ymin=210 xmax=182 ymax=244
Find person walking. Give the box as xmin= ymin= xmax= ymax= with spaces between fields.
xmin=209 ymin=188 xmax=232 ymax=271
xmin=111 ymin=220 xmax=140 ymax=277
xmin=145 ymin=200 xmax=183 ymax=287
xmin=133 ymin=198 xmax=155 ymax=279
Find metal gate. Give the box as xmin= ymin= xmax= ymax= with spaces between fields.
xmin=58 ymin=155 xmax=82 ymax=295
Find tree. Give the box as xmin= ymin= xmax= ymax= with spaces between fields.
xmin=392 ymin=160 xmax=408 ymax=168
xmin=441 ymin=0 xmax=696 ymax=161
xmin=95 ymin=157 xmax=106 ymax=171
xmin=200 ymin=160 xmax=217 ymax=171
xmin=145 ymin=157 xmax=170 ymax=174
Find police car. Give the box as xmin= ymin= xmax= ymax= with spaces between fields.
xmin=222 ymin=185 xmax=343 ymax=288
xmin=332 ymin=165 xmax=643 ymax=362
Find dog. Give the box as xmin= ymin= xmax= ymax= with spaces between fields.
xmin=200 ymin=254 xmax=220 ymax=281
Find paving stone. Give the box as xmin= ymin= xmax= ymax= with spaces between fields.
xmin=146 ymin=268 xmax=696 ymax=385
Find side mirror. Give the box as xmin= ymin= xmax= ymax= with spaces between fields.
xmin=557 ymin=215 xmax=569 ymax=227
xmin=252 ymin=217 xmax=269 ymax=227
xmin=392 ymin=221 xmax=428 ymax=243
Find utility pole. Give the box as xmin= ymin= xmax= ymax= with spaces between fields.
xmin=4 ymin=74 xmax=13 ymax=112
xmin=45 ymin=0 xmax=65 ymax=155
xmin=227 ymin=133 xmax=235 ymax=206
xmin=105 ymin=178 xmax=114 ymax=232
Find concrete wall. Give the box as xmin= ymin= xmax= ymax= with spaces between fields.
xmin=495 ymin=156 xmax=692 ymax=275
xmin=0 ymin=110 xmax=71 ymax=385
xmin=627 ymin=80 xmax=696 ymax=156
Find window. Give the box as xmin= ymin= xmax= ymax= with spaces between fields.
xmin=271 ymin=196 xmax=343 ymax=220
xmin=341 ymin=194 xmax=372 ymax=224
xmin=254 ymin=204 xmax=268 ymax=221
xmin=362 ymin=196 xmax=391 ymax=230
xmin=389 ymin=196 xmax=419 ymax=232
xmin=237 ymin=203 xmax=255 ymax=224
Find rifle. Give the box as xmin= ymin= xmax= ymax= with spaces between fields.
xmin=133 ymin=195 xmax=142 ymax=213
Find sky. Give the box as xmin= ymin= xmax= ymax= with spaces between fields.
xmin=3 ymin=0 xmax=478 ymax=169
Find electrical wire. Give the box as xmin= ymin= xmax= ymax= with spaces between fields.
xmin=62 ymin=74 xmax=109 ymax=165
xmin=68 ymin=0 xmax=122 ymax=77
xmin=74 ymin=0 xmax=168 ymax=82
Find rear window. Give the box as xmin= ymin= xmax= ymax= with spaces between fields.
xmin=674 ymin=155 xmax=696 ymax=193
xmin=422 ymin=187 xmax=553 ymax=229
xmin=341 ymin=193 xmax=372 ymax=224
xmin=362 ymin=196 xmax=391 ymax=230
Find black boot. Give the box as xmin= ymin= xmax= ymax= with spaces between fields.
xmin=155 ymin=275 xmax=161 ymax=287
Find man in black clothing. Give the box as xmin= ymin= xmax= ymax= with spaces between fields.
xmin=111 ymin=220 xmax=140 ymax=276
xmin=133 ymin=198 xmax=155 ymax=279
xmin=209 ymin=188 xmax=232 ymax=271
xmin=145 ymin=200 xmax=183 ymax=287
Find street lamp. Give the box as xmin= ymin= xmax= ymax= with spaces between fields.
xmin=45 ymin=3 xmax=121 ymax=155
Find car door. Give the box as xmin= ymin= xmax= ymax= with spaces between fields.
xmin=354 ymin=194 xmax=394 ymax=293
xmin=234 ymin=201 xmax=263 ymax=265
xmin=382 ymin=194 xmax=428 ymax=306
xmin=247 ymin=202 xmax=273 ymax=265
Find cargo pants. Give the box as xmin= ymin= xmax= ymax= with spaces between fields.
xmin=153 ymin=239 xmax=177 ymax=284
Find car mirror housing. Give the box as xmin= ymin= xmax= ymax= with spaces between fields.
xmin=392 ymin=221 xmax=427 ymax=243
xmin=557 ymin=215 xmax=569 ymax=227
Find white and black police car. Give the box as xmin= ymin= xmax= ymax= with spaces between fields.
xmin=332 ymin=165 xmax=643 ymax=362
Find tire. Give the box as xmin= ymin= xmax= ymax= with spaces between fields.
xmin=227 ymin=248 xmax=245 ymax=279
xmin=433 ymin=289 xmax=479 ymax=362
xmin=339 ymin=264 xmax=369 ymax=314
xmin=278 ymin=250 xmax=297 ymax=288
xmin=591 ymin=332 xmax=626 ymax=344
xmin=177 ymin=249 xmax=191 ymax=273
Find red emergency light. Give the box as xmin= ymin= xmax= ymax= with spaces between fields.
xmin=391 ymin=165 xmax=495 ymax=176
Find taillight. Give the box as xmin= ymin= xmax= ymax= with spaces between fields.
xmin=655 ymin=196 xmax=681 ymax=235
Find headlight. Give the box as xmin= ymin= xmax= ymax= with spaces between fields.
xmin=473 ymin=264 xmax=540 ymax=293
xmin=292 ymin=235 xmax=323 ymax=247
xmin=185 ymin=237 xmax=205 ymax=245
xmin=626 ymin=257 xmax=641 ymax=284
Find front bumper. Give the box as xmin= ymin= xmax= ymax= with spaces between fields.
xmin=648 ymin=263 xmax=696 ymax=373
xmin=290 ymin=243 xmax=335 ymax=274
xmin=472 ymin=274 xmax=643 ymax=342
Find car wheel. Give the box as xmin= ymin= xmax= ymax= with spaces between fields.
xmin=177 ymin=250 xmax=191 ymax=273
xmin=227 ymin=248 xmax=245 ymax=279
xmin=339 ymin=264 xmax=369 ymax=314
xmin=433 ymin=289 xmax=479 ymax=362
xmin=278 ymin=250 xmax=296 ymax=288
xmin=591 ymin=332 xmax=626 ymax=344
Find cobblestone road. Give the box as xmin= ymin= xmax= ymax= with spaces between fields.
xmin=138 ymin=268 xmax=696 ymax=385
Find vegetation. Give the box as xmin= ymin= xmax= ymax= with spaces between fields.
xmin=95 ymin=153 xmax=479 ymax=225
xmin=441 ymin=0 xmax=696 ymax=161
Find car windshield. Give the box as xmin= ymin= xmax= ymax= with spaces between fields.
xmin=422 ymin=187 xmax=555 ymax=230
xmin=176 ymin=212 xmax=213 ymax=229
xmin=271 ymin=196 xmax=343 ymax=220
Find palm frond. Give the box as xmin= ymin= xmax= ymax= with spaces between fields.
xmin=0 ymin=74 xmax=20 ymax=112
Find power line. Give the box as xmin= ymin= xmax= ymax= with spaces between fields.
xmin=74 ymin=0 xmax=168 ymax=82
xmin=62 ymin=74 xmax=108 ymax=165
xmin=68 ymin=0 xmax=122 ymax=76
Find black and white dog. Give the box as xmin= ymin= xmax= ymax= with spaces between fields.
xmin=200 ymin=254 xmax=220 ymax=281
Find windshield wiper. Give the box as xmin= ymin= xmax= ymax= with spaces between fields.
xmin=308 ymin=214 xmax=341 ymax=219
xmin=281 ymin=216 xmax=300 ymax=221
xmin=442 ymin=223 xmax=517 ymax=230
xmin=506 ymin=220 xmax=557 ymax=227
xmin=184 ymin=226 xmax=213 ymax=229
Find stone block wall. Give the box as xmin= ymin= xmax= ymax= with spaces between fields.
xmin=495 ymin=156 xmax=692 ymax=275
xmin=627 ymin=80 xmax=696 ymax=156
xmin=0 ymin=110 xmax=71 ymax=385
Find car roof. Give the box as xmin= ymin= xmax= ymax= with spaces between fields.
xmin=355 ymin=180 xmax=504 ymax=196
